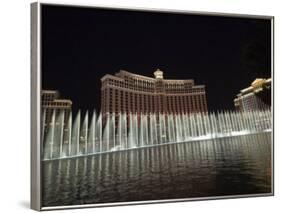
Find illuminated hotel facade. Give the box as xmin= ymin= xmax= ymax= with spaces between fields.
xmin=234 ymin=78 xmax=271 ymax=111
xmin=101 ymin=69 xmax=207 ymax=116
xmin=41 ymin=90 xmax=72 ymax=139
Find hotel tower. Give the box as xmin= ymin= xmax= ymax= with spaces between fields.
xmin=101 ymin=69 xmax=207 ymax=116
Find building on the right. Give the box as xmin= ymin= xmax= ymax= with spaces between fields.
xmin=234 ymin=78 xmax=271 ymax=111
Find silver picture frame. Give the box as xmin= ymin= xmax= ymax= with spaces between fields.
xmin=31 ymin=1 xmax=274 ymax=211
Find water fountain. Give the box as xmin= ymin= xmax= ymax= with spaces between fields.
xmin=42 ymin=109 xmax=272 ymax=160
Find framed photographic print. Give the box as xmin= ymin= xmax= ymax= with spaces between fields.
xmin=31 ymin=1 xmax=274 ymax=211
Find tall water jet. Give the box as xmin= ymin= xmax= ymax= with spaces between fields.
xmin=71 ymin=110 xmax=81 ymax=156
xmin=182 ymin=114 xmax=188 ymax=141
xmin=67 ymin=112 xmax=72 ymax=156
xmin=110 ymin=113 xmax=116 ymax=149
xmin=116 ymin=113 xmax=122 ymax=149
xmin=128 ymin=113 xmax=136 ymax=148
xmin=175 ymin=114 xmax=183 ymax=142
xmin=152 ymin=113 xmax=158 ymax=145
xmin=139 ymin=113 xmax=144 ymax=147
xmin=143 ymin=114 xmax=149 ymax=146
xmin=197 ymin=113 xmax=203 ymax=136
xmin=190 ymin=114 xmax=195 ymax=138
xmin=159 ymin=114 xmax=163 ymax=143
xmin=58 ymin=110 xmax=65 ymax=157
xmin=236 ymin=111 xmax=244 ymax=131
xmin=88 ymin=110 xmax=96 ymax=154
xmin=44 ymin=109 xmax=56 ymax=159
xmin=133 ymin=113 xmax=138 ymax=147
xmin=103 ymin=114 xmax=110 ymax=151
xmin=121 ymin=113 xmax=127 ymax=149
xmin=81 ymin=111 xmax=88 ymax=154
xmin=211 ymin=112 xmax=218 ymax=136
xmin=41 ymin=109 xmax=46 ymax=149
xmin=167 ymin=114 xmax=175 ymax=142
xmin=149 ymin=113 xmax=155 ymax=145
xmin=159 ymin=113 xmax=167 ymax=143
xmin=205 ymin=113 xmax=211 ymax=135
xmin=96 ymin=113 xmax=102 ymax=152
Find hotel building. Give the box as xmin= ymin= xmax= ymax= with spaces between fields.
xmin=41 ymin=90 xmax=72 ymax=140
xmin=101 ymin=69 xmax=207 ymax=116
xmin=234 ymin=78 xmax=271 ymax=111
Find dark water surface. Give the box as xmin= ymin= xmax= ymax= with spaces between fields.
xmin=42 ymin=132 xmax=272 ymax=207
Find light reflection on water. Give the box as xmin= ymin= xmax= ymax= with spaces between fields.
xmin=43 ymin=132 xmax=272 ymax=207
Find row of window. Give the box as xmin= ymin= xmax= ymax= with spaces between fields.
xmin=102 ymin=88 xmax=207 ymax=114
xmin=42 ymin=94 xmax=57 ymax=102
xmin=241 ymin=96 xmax=268 ymax=111
xmin=42 ymin=101 xmax=71 ymax=107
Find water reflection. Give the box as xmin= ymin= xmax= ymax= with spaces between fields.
xmin=43 ymin=132 xmax=272 ymax=207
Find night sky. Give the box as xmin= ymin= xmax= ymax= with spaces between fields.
xmin=42 ymin=5 xmax=271 ymax=113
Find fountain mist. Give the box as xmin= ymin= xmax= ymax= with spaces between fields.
xmin=42 ymin=109 xmax=271 ymax=160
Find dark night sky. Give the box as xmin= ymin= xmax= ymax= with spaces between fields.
xmin=42 ymin=5 xmax=271 ymax=113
